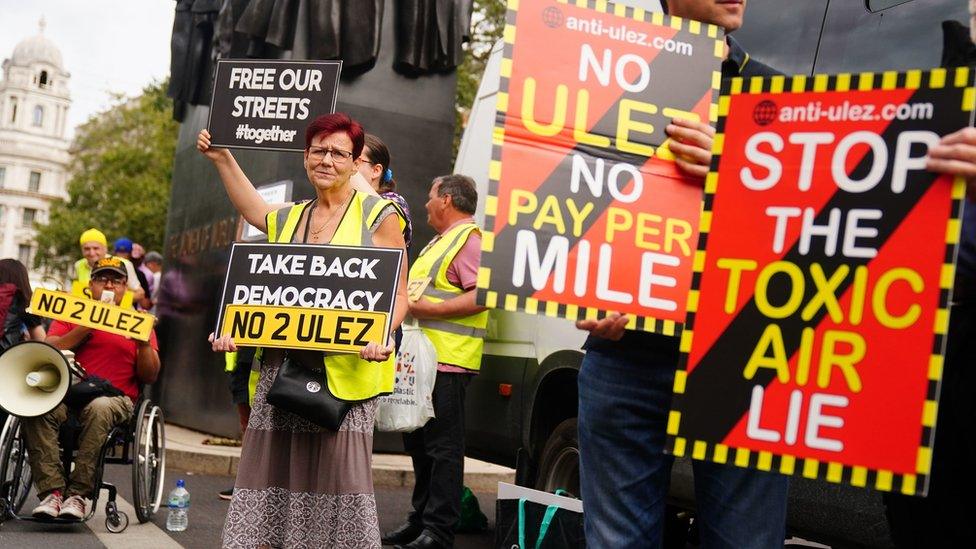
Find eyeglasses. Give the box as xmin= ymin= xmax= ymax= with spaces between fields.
xmin=92 ymin=275 xmax=126 ymax=286
xmin=307 ymin=147 xmax=354 ymax=163
xmin=358 ymin=155 xmax=377 ymax=165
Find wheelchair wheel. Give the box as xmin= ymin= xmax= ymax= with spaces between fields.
xmin=105 ymin=500 xmax=129 ymax=533
xmin=131 ymin=400 xmax=165 ymax=524
xmin=0 ymin=417 xmax=32 ymax=518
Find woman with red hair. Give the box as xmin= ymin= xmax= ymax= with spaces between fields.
xmin=199 ymin=113 xmax=408 ymax=547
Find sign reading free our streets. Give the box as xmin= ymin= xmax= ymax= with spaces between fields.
xmin=207 ymin=59 xmax=341 ymax=152
xmin=214 ymin=243 xmax=403 ymax=353
xmin=666 ymin=68 xmax=975 ymax=496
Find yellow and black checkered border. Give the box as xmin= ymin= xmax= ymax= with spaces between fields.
xmin=664 ymin=67 xmax=974 ymax=496
xmin=479 ymin=0 xmax=722 ymax=336
xmin=475 ymin=282 xmax=682 ymax=335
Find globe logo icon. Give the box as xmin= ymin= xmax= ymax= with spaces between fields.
xmin=543 ymin=6 xmax=564 ymax=28
xmin=753 ymin=100 xmax=778 ymax=126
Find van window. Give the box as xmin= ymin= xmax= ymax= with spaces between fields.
xmin=733 ymin=0 xmax=828 ymax=76
xmin=815 ymin=0 xmax=969 ymax=73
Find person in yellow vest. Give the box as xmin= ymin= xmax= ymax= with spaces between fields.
xmin=197 ymin=112 xmax=409 ymax=547
xmin=73 ymin=228 xmax=144 ymax=305
xmin=383 ymin=174 xmax=488 ymax=549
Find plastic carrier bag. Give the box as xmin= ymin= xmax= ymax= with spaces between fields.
xmin=376 ymin=323 xmax=437 ymax=432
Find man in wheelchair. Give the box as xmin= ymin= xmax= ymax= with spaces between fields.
xmin=21 ymin=257 xmax=160 ymax=520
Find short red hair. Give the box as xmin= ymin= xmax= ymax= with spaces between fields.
xmin=304 ymin=113 xmax=365 ymax=157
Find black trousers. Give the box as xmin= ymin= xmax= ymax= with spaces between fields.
xmin=885 ymin=302 xmax=976 ymax=547
xmin=402 ymin=372 xmax=471 ymax=546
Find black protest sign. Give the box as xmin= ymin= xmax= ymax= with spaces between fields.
xmin=207 ymin=60 xmax=341 ymax=151
xmin=214 ymin=243 xmax=402 ymax=352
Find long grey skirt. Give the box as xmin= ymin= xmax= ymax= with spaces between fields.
xmin=221 ymin=351 xmax=380 ymax=548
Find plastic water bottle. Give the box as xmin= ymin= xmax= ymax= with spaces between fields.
xmin=166 ymin=479 xmax=190 ymax=531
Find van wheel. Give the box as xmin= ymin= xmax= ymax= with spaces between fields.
xmin=535 ymin=418 xmax=580 ymax=497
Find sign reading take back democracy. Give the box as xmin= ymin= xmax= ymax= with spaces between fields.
xmin=214 ymin=243 xmax=402 ymax=353
xmin=30 ymin=288 xmax=154 ymax=342
xmin=666 ymin=68 xmax=975 ymax=496
xmin=476 ymin=0 xmax=724 ymax=334
xmin=208 ymin=59 xmax=341 ymax=152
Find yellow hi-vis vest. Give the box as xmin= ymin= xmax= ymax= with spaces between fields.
xmin=226 ymin=351 xmax=261 ymax=406
xmin=262 ymin=191 xmax=402 ymax=401
xmin=408 ymin=222 xmax=487 ymax=371
xmin=75 ymin=258 xmax=92 ymax=282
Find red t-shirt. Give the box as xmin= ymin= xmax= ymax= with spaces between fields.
xmin=48 ymin=321 xmax=158 ymax=401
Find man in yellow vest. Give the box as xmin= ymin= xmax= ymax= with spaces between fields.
xmin=73 ymin=228 xmax=144 ymax=305
xmin=383 ymin=175 xmax=488 ymax=549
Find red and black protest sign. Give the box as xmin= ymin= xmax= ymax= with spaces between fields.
xmin=665 ymin=69 xmax=975 ymax=495
xmin=207 ymin=60 xmax=341 ymax=152
xmin=214 ymin=243 xmax=402 ymax=353
xmin=476 ymin=0 xmax=724 ymax=334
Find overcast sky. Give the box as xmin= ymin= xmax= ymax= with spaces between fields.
xmin=0 ymin=0 xmax=176 ymax=138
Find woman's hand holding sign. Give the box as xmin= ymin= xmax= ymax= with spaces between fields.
xmin=209 ymin=332 xmax=238 ymax=353
xmin=197 ymin=129 xmax=232 ymax=163
xmin=359 ymin=341 xmax=394 ymax=362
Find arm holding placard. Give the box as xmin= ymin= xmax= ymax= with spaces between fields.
xmin=197 ymin=130 xmax=380 ymax=234
xmin=198 ymin=129 xmax=280 ymax=232
xmin=46 ymin=325 xmax=94 ymax=351
xmin=360 ymin=213 xmax=409 ymax=362
xmin=135 ymin=339 xmax=160 ymax=384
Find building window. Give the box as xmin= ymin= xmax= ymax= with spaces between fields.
xmin=32 ymin=106 xmax=43 ymax=127
xmin=22 ymin=208 xmax=37 ymax=228
xmin=28 ymin=171 xmax=41 ymax=192
xmin=18 ymin=244 xmax=32 ymax=266
xmin=0 ymin=166 xmax=5 ymax=187
xmin=39 ymin=71 xmax=49 ymax=87
xmin=9 ymin=98 xmax=17 ymax=124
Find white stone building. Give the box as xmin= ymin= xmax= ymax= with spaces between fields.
xmin=0 ymin=19 xmax=71 ymax=277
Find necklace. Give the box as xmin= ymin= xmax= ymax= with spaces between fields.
xmin=308 ymin=191 xmax=353 ymax=237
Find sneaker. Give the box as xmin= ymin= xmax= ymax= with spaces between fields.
xmin=58 ymin=495 xmax=89 ymax=520
xmin=218 ymin=488 xmax=234 ymax=501
xmin=31 ymin=491 xmax=62 ymax=518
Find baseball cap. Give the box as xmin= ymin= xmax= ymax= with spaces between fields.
xmin=79 ymin=228 xmax=107 ymax=247
xmin=113 ymin=237 xmax=133 ymax=253
xmin=91 ymin=257 xmax=128 ymax=278
xmin=144 ymin=251 xmax=164 ymax=264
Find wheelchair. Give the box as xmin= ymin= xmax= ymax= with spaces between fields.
xmin=0 ymin=394 xmax=166 ymax=533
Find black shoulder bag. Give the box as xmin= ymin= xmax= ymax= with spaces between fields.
xmin=266 ymin=352 xmax=354 ymax=430
xmin=264 ymin=202 xmax=356 ymax=430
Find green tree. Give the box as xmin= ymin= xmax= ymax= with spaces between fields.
xmin=455 ymin=0 xmax=508 ymax=157
xmin=34 ymin=79 xmax=177 ymax=277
